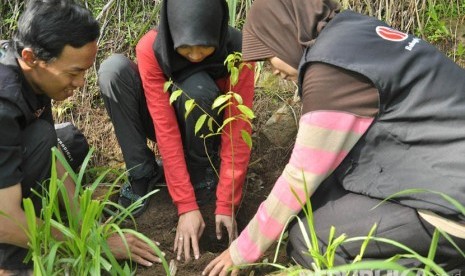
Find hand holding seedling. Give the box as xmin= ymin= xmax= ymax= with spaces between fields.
xmin=106 ymin=233 xmax=163 ymax=267
xmin=174 ymin=209 xmax=205 ymax=261
xmin=215 ymin=214 xmax=238 ymax=242
xmin=202 ymin=248 xmax=237 ymax=276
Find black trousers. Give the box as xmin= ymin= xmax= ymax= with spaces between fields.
xmin=287 ymin=176 xmax=465 ymax=273
xmin=98 ymin=54 xmax=221 ymax=183
xmin=0 ymin=120 xmax=88 ymax=270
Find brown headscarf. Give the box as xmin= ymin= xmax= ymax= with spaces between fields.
xmin=242 ymin=0 xmax=340 ymax=69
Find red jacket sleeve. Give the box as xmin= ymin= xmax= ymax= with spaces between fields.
xmin=214 ymin=63 xmax=255 ymax=216
xmin=136 ymin=30 xmax=198 ymax=215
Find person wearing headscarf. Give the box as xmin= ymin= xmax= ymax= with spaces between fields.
xmin=98 ymin=0 xmax=254 ymax=262
xmin=203 ymin=0 xmax=465 ymax=274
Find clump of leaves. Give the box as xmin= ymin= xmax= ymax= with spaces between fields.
xmin=22 ymin=147 xmax=168 ymax=275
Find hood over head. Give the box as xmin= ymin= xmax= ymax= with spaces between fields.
xmin=154 ymin=0 xmax=235 ymax=81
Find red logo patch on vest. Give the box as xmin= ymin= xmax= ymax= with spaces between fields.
xmin=376 ymin=26 xmax=408 ymax=42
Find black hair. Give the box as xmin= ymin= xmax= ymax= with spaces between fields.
xmin=13 ymin=0 xmax=100 ymax=61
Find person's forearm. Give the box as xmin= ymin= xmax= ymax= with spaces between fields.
xmin=0 ymin=207 xmax=31 ymax=248
xmin=229 ymin=111 xmax=374 ymax=264
xmin=0 ymin=160 xmax=76 ymax=249
xmin=1 ymin=212 xmax=66 ymax=248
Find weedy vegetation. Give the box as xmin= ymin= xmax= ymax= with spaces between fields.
xmin=22 ymin=148 xmax=168 ymax=275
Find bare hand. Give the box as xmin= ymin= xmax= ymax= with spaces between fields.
xmin=107 ymin=233 xmax=163 ymax=266
xmin=202 ymin=248 xmax=237 ymax=276
xmin=174 ymin=210 xmax=205 ymax=261
xmin=215 ymin=214 xmax=238 ymax=243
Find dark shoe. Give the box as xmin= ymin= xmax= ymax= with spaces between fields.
xmin=117 ymin=165 xmax=164 ymax=218
xmin=154 ymin=158 xmax=165 ymax=184
xmin=117 ymin=181 xmax=155 ymax=218
xmin=194 ymin=166 xmax=218 ymax=206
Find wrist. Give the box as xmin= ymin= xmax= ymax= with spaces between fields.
xmin=177 ymin=202 xmax=199 ymax=216
xmin=215 ymin=202 xmax=233 ymax=216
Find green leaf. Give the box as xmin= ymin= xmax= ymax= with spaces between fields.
xmin=49 ymin=220 xmax=74 ymax=239
xmin=98 ymin=252 xmax=112 ymax=271
xmin=424 ymin=229 xmax=440 ymax=274
xmin=74 ymin=147 xmax=94 ymax=201
xmin=218 ymin=117 xmax=235 ymax=133
xmin=207 ymin=117 xmax=214 ymax=132
xmin=237 ymin=104 xmax=255 ymax=119
xmin=51 ymin=147 xmax=77 ymax=184
xmin=353 ymin=223 xmax=377 ymax=263
xmin=48 ymin=243 xmax=63 ymax=273
xmin=169 ymin=89 xmax=183 ymax=105
xmin=23 ymin=198 xmax=37 ymax=241
xmin=195 ymin=114 xmax=207 ymax=135
xmin=241 ymin=130 xmax=252 ymax=149
xmin=438 ymin=230 xmax=465 ymax=258
xmin=230 ymin=67 xmax=239 ymax=86
xmin=375 ymin=188 xmax=465 ymax=216
xmin=184 ymin=99 xmax=196 ymax=119
xmin=163 ymin=80 xmax=172 ymax=92
xmin=457 ymin=42 xmax=464 ymax=56
xmin=217 ymin=102 xmax=232 ymax=115
xmin=212 ymin=94 xmax=232 ymax=109
xmin=326 ymin=226 xmax=337 ymax=265
xmin=232 ymin=92 xmax=243 ymax=104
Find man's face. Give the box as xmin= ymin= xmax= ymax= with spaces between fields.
xmin=30 ymin=41 xmax=98 ymax=101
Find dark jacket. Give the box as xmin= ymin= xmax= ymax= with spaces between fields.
xmin=0 ymin=42 xmax=53 ymax=188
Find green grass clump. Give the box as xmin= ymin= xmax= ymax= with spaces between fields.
xmin=22 ymin=147 xmax=168 ymax=275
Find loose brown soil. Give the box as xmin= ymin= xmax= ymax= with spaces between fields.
xmin=127 ymin=132 xmax=294 ymax=276
xmin=130 ymin=182 xmax=279 ymax=275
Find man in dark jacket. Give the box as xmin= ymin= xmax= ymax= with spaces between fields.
xmin=0 ymin=0 xmax=162 ymax=273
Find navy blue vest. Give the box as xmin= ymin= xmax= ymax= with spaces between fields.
xmin=300 ymin=11 xmax=465 ymax=217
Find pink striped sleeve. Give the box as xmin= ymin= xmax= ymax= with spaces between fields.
xmin=229 ymin=111 xmax=374 ymax=265
xmin=256 ymin=203 xmax=286 ymax=239
xmin=288 ymin=144 xmax=348 ymax=174
xmin=300 ymin=111 xmax=372 ymax=134
xmin=271 ymin=176 xmax=307 ymax=211
xmin=235 ymin=228 xmax=262 ymax=263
